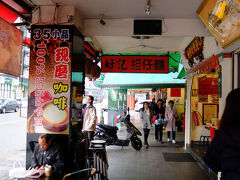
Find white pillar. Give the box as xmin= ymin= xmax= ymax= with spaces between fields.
xmin=185 ymin=75 xmax=193 ymax=149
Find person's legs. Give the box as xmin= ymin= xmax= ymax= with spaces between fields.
xmin=172 ymin=131 xmax=176 ymax=140
xmin=86 ymin=131 xmax=94 ymax=148
xmin=143 ymin=128 xmax=150 ymax=148
xmin=167 ymin=131 xmax=171 ymax=139
xmin=143 ymin=128 xmax=148 ymax=146
xmin=155 ymin=125 xmax=159 ymax=141
xmin=145 ymin=129 xmax=150 ymax=147
xmin=159 ymin=125 xmax=163 ymax=142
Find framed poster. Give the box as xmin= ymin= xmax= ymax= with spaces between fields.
xmin=199 ymin=94 xmax=208 ymax=102
xmin=197 ymin=0 xmax=240 ymax=48
xmin=203 ymin=103 xmax=219 ymax=125
xmin=0 ymin=17 xmax=23 ymax=76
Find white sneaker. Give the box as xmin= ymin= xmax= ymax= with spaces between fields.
xmin=167 ymin=138 xmax=170 ymax=142
xmin=172 ymin=140 xmax=176 ymax=144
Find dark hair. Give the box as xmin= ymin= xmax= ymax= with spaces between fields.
xmin=168 ymin=100 xmax=174 ymax=106
xmin=152 ymin=98 xmax=155 ymax=101
xmin=220 ymin=88 xmax=240 ymax=129
xmin=142 ymin=101 xmax=149 ymax=110
xmin=88 ymin=95 xmax=94 ymax=104
xmin=39 ymin=134 xmax=52 ymax=143
xmin=157 ymin=99 xmax=164 ymax=104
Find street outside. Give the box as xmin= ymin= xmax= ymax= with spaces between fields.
xmin=0 ymin=112 xmax=26 ymax=179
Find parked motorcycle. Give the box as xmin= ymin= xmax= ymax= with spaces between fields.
xmin=94 ymin=112 xmax=142 ymax=150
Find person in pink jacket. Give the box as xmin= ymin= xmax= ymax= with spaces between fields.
xmin=165 ymin=100 xmax=178 ymax=144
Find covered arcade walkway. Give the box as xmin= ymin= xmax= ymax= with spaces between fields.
xmin=106 ymin=111 xmax=210 ymax=180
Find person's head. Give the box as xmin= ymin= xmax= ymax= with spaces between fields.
xmin=220 ymin=88 xmax=240 ymax=129
xmin=38 ymin=134 xmax=51 ymax=151
xmin=143 ymin=101 xmax=149 ymax=110
xmin=168 ymin=100 xmax=174 ymax=108
xmin=152 ymin=98 xmax=156 ymax=103
xmin=86 ymin=95 xmax=94 ymax=105
xmin=157 ymin=99 xmax=164 ymax=106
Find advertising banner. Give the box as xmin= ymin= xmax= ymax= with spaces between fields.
xmin=101 ymin=55 xmax=168 ymax=73
xmin=27 ymin=25 xmax=72 ymax=134
xmin=187 ymin=54 xmax=219 ymax=74
xmin=0 ymin=17 xmax=22 ymax=76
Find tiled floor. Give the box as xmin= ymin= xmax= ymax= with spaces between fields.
xmin=106 ymin=112 xmax=210 ymax=180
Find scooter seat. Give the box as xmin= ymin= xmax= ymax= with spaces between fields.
xmin=97 ymin=123 xmax=118 ymax=131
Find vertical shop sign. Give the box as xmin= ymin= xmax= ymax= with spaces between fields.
xmin=27 ymin=25 xmax=72 ymax=134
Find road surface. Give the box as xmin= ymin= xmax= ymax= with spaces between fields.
xmin=0 ymin=112 xmax=26 ymax=179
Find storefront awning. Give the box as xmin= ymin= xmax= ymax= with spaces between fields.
xmin=0 ymin=4 xmax=18 ymax=23
xmin=100 ymin=71 xmax=186 ymax=89
xmin=0 ymin=0 xmax=32 ymax=23
xmin=177 ymin=67 xmax=186 ymax=79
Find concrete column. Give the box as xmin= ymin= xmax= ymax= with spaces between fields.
xmin=185 ymin=76 xmax=193 ymax=149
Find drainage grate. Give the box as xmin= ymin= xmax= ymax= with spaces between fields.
xmin=163 ymin=153 xmax=195 ymax=162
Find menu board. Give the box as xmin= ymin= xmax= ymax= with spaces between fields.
xmin=27 ymin=25 xmax=73 ymax=134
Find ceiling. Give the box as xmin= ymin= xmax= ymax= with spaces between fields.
xmin=28 ymin=0 xmax=212 ymax=54
xmin=33 ymin=0 xmax=202 ymax=19
xmin=94 ymin=36 xmax=192 ymax=54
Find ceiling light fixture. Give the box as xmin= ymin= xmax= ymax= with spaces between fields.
xmin=145 ymin=0 xmax=151 ymax=15
xmin=99 ymin=13 xmax=106 ymax=25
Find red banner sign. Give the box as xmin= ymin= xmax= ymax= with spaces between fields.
xmin=101 ymin=55 xmax=169 ymax=73
xmin=188 ymin=54 xmax=219 ymax=74
xmin=198 ymin=78 xmax=218 ymax=95
xmin=28 ymin=25 xmax=72 ymax=134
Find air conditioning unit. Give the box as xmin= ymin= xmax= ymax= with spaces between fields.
xmin=133 ymin=19 xmax=162 ymax=35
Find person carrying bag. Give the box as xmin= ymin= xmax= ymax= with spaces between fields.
xmin=154 ymin=99 xmax=165 ymax=143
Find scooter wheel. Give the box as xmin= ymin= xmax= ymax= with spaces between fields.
xmin=131 ymin=137 xmax=142 ymax=150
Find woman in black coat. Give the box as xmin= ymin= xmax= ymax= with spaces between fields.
xmin=204 ymin=88 xmax=240 ymax=180
xmin=154 ymin=99 xmax=165 ymax=143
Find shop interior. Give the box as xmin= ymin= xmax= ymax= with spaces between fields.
xmin=190 ymin=65 xmax=221 ymax=159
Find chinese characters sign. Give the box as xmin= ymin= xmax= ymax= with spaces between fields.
xmin=101 ymin=55 xmax=168 ymax=73
xmin=28 ymin=25 xmax=72 ymax=134
xmin=0 ymin=17 xmax=22 ymax=76
xmin=187 ymin=54 xmax=219 ymax=75
xmin=184 ymin=37 xmax=204 ymax=60
xmin=198 ymin=78 xmax=218 ymax=95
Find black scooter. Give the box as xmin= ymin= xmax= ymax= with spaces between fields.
xmin=94 ymin=112 xmax=142 ymax=150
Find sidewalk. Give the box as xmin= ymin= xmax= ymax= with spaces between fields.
xmin=106 ymin=111 xmax=210 ymax=180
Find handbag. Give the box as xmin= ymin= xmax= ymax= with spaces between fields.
xmin=9 ymin=161 xmax=27 ymax=178
xmin=159 ymin=118 xmax=167 ymax=126
xmin=152 ymin=115 xmax=158 ymax=124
